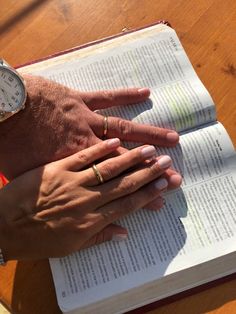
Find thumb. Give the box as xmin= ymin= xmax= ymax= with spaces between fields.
xmin=81 ymin=224 xmax=128 ymax=249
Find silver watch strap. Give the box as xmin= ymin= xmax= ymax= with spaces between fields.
xmin=0 ymin=248 xmax=6 ymax=265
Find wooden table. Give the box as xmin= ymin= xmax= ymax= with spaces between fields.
xmin=1 ymin=0 xmax=236 ymax=313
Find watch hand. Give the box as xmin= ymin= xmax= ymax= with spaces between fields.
xmin=0 ymin=88 xmax=7 ymax=104
xmin=1 ymin=88 xmax=10 ymax=104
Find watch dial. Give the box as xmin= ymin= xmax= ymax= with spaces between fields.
xmin=0 ymin=67 xmax=26 ymax=113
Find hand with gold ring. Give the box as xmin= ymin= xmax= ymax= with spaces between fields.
xmin=0 ymin=139 xmax=181 ymax=261
xmin=0 ymin=74 xmax=179 ymax=180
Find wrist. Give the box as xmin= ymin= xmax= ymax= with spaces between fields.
xmin=0 ymin=77 xmax=33 ymax=179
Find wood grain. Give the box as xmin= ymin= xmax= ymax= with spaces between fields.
xmin=0 ymin=0 xmax=236 ymax=313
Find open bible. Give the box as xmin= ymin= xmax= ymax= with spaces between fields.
xmin=19 ymin=22 xmax=236 ymax=314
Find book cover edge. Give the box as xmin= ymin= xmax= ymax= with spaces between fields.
xmin=15 ymin=20 xmax=171 ymax=69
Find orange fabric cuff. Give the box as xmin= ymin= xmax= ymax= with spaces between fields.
xmin=0 ymin=173 xmax=8 ymax=187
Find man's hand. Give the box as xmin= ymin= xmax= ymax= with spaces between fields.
xmin=0 ymin=75 xmax=179 ymax=179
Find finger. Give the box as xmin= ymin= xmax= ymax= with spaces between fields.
xmin=98 ymin=177 xmax=168 ymax=224
xmin=105 ymin=145 xmax=127 ymax=157
xmin=106 ymin=117 xmax=179 ymax=146
xmin=144 ymin=171 xmax=182 ymax=210
xmin=80 ymin=88 xmax=150 ymax=110
xmin=92 ymin=115 xmax=179 ymax=147
xmin=162 ymin=169 xmax=182 ymax=189
xmin=82 ymin=145 xmax=157 ymax=186
xmin=94 ymin=145 xmax=129 ymax=161
xmin=80 ymin=224 xmax=128 ymax=249
xmin=54 ymin=138 xmax=121 ymax=171
xmin=145 ymin=196 xmax=164 ymax=211
xmin=93 ymin=155 xmax=172 ymax=208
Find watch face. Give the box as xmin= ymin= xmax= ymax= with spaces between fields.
xmin=0 ymin=67 xmax=26 ymax=113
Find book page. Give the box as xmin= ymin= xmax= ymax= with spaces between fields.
xmin=50 ymin=123 xmax=236 ymax=311
xmin=156 ymin=122 xmax=236 ymax=187
xmin=21 ymin=24 xmax=216 ymax=133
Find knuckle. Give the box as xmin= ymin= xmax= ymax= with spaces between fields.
xmin=101 ymin=161 xmax=116 ymax=179
xmin=100 ymin=211 xmax=112 ymax=222
xmin=117 ymin=119 xmax=132 ymax=136
xmin=41 ymin=168 xmax=58 ymax=193
xmin=101 ymin=90 xmax=113 ymax=102
xmin=119 ymin=176 xmax=137 ymax=193
xmin=77 ymin=152 xmax=89 ymax=165
xmin=149 ymin=163 xmax=160 ymax=177
xmin=43 ymin=165 xmax=56 ymax=179
xmin=146 ymin=129 xmax=160 ymax=142
xmin=133 ymin=147 xmax=144 ymax=162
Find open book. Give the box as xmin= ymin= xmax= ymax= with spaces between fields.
xmin=19 ymin=22 xmax=236 ymax=314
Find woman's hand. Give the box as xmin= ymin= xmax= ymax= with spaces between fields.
xmin=0 ymin=139 xmax=181 ymax=261
xmin=0 ymin=75 xmax=179 ymax=179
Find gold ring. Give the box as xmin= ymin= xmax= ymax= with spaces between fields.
xmin=103 ymin=116 xmax=108 ymax=139
xmin=92 ymin=164 xmax=104 ymax=184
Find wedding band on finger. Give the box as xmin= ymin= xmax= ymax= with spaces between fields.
xmin=92 ymin=164 xmax=104 ymax=184
xmin=103 ymin=116 xmax=108 ymax=139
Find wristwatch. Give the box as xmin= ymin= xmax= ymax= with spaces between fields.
xmin=0 ymin=59 xmax=27 ymax=122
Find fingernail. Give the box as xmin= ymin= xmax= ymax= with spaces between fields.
xmin=112 ymin=234 xmax=128 ymax=242
xmin=107 ymin=138 xmax=120 ymax=148
xmin=166 ymin=132 xmax=179 ymax=142
xmin=169 ymin=174 xmax=182 ymax=186
xmin=154 ymin=178 xmax=168 ymax=190
xmin=141 ymin=146 xmax=156 ymax=158
xmin=157 ymin=155 xmax=172 ymax=169
xmin=138 ymin=88 xmax=150 ymax=97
